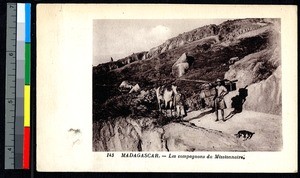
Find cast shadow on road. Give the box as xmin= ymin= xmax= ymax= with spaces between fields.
xmin=224 ymin=87 xmax=248 ymax=122
xmin=185 ymin=109 xmax=215 ymax=122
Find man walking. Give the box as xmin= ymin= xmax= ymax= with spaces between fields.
xmin=214 ymin=79 xmax=228 ymax=121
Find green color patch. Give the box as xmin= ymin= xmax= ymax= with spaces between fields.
xmin=25 ymin=43 xmax=30 ymax=85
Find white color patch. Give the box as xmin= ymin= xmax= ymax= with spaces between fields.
xmin=17 ymin=3 xmax=25 ymax=23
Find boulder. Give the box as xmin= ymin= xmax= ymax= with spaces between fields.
xmin=173 ymin=63 xmax=189 ymax=77
xmin=129 ymin=84 xmax=141 ymax=93
xmin=228 ymin=57 xmax=239 ymax=64
xmin=119 ymin=81 xmax=133 ymax=89
xmin=172 ymin=53 xmax=194 ymax=77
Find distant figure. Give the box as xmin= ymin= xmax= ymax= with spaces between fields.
xmin=110 ymin=57 xmax=114 ymax=62
xmin=213 ymin=79 xmax=228 ymax=121
xmin=163 ymin=85 xmax=175 ymax=114
xmin=174 ymin=88 xmax=187 ymax=117
xmin=225 ymin=86 xmax=248 ymax=120
xmin=199 ymin=83 xmax=212 ymax=110
xmin=199 ymin=90 xmax=206 ymax=110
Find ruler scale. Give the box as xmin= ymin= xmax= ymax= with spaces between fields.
xmin=5 ymin=3 xmax=31 ymax=169
xmin=5 ymin=3 xmax=17 ymax=169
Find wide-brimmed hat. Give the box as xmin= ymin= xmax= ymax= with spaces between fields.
xmin=216 ymin=78 xmax=221 ymax=82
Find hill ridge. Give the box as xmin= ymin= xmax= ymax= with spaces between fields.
xmin=94 ymin=18 xmax=272 ymax=72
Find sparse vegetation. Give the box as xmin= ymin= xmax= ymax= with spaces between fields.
xmin=93 ymin=18 xmax=282 ymax=152
xmin=93 ymin=18 xmax=279 ymax=122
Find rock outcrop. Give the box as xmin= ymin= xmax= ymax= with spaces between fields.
xmin=94 ymin=51 xmax=148 ymax=73
xmin=93 ymin=117 xmax=246 ymax=152
xmin=147 ymin=24 xmax=219 ymax=58
xmin=243 ymin=66 xmax=281 ymax=115
xmin=129 ymin=84 xmax=141 ymax=93
xmin=164 ymin=122 xmax=245 ymax=151
xmin=172 ymin=53 xmax=195 ymax=77
xmin=224 ymin=46 xmax=281 ymax=115
xmin=93 ymin=117 xmax=171 ymax=151
xmin=172 ymin=53 xmax=189 ymax=77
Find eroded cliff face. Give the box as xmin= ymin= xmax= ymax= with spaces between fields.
xmin=93 ymin=117 xmax=246 ymax=152
xmin=224 ymin=67 xmax=281 ymax=115
xmin=224 ymin=37 xmax=281 ymax=115
xmin=93 ymin=117 xmax=166 ymax=151
xmin=243 ymin=66 xmax=281 ymax=115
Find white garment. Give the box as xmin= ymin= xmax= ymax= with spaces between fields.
xmin=216 ymin=85 xmax=227 ymax=97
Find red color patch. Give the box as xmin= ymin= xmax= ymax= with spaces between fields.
xmin=23 ymin=127 xmax=30 ymax=169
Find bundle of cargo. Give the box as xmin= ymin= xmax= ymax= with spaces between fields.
xmin=224 ymin=79 xmax=238 ymax=92
xmin=200 ymin=79 xmax=238 ymax=109
xmin=177 ymin=78 xmax=238 ymax=110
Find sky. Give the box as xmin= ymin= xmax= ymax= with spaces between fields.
xmin=93 ymin=19 xmax=228 ymax=66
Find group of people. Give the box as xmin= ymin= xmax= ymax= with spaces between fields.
xmin=153 ymin=78 xmax=247 ymax=121
xmin=155 ymin=84 xmax=187 ymax=117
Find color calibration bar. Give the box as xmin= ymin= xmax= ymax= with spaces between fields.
xmin=23 ymin=3 xmax=31 ymax=169
xmin=6 ymin=3 xmax=31 ymax=169
xmin=16 ymin=3 xmax=25 ymax=169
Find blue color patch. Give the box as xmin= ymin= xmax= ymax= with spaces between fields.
xmin=25 ymin=4 xmax=30 ymax=43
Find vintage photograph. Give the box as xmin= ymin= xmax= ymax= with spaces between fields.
xmin=36 ymin=4 xmax=297 ymax=172
xmin=92 ymin=18 xmax=282 ymax=152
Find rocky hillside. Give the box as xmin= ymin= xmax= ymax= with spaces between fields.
xmin=94 ymin=18 xmax=280 ymax=115
xmin=94 ymin=18 xmax=272 ymax=72
xmin=93 ymin=18 xmax=281 ymax=151
xmin=224 ymin=21 xmax=281 ymax=114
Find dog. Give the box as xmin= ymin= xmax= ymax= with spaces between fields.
xmin=234 ymin=130 xmax=255 ymax=141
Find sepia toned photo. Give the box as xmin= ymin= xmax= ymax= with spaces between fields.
xmin=37 ymin=4 xmax=297 ymax=172
xmin=92 ymin=18 xmax=282 ymax=152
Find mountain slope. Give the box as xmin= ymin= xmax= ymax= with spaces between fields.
xmin=93 ymin=18 xmax=282 ymax=152
xmin=93 ymin=18 xmax=280 ymax=116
